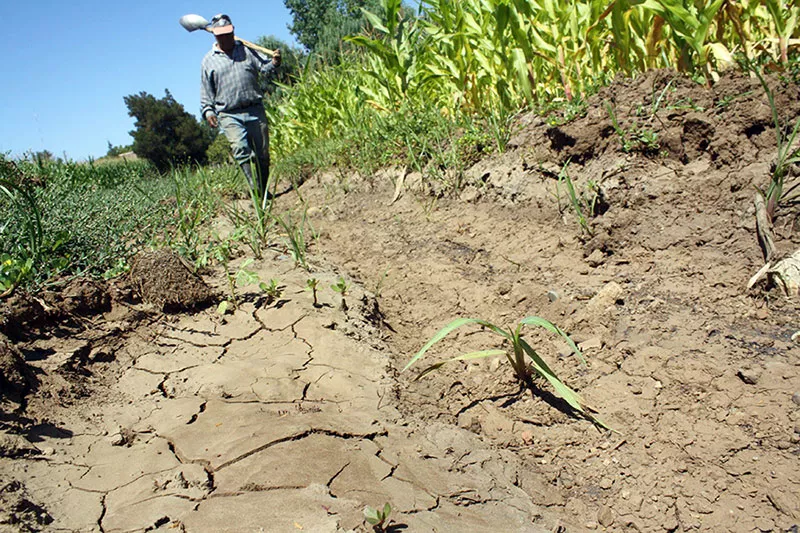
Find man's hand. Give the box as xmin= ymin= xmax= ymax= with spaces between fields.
xmin=272 ymin=48 xmax=282 ymax=67
xmin=206 ymin=114 xmax=218 ymax=129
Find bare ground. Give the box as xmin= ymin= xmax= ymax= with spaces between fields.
xmin=2 ymin=70 xmax=800 ymax=532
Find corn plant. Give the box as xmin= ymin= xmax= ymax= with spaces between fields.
xmin=749 ymin=63 xmax=800 ymax=221
xmin=558 ymin=161 xmax=594 ymax=238
xmin=405 ymin=316 xmax=605 ymax=427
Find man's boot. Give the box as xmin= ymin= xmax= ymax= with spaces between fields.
xmin=240 ymin=161 xmax=256 ymax=191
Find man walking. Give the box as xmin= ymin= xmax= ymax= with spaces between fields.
xmin=200 ymin=14 xmax=281 ymax=206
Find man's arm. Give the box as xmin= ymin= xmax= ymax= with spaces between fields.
xmin=250 ymin=48 xmax=281 ymax=80
xmin=200 ymin=64 xmax=218 ymax=127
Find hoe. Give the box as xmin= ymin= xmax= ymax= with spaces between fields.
xmin=179 ymin=14 xmax=274 ymax=55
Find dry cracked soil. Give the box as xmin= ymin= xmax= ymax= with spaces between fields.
xmin=1 ymin=70 xmax=800 ymax=533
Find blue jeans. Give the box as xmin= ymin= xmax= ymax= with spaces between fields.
xmin=219 ymin=104 xmax=270 ymax=195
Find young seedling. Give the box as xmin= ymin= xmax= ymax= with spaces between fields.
xmin=405 ymin=316 xmax=608 ymax=429
xmin=218 ymin=259 xmax=260 ymax=314
xmin=364 ymin=503 xmax=392 ymax=532
xmin=259 ymin=278 xmax=283 ymax=304
xmin=331 ymin=276 xmax=349 ymax=311
xmin=306 ymin=277 xmax=320 ymax=307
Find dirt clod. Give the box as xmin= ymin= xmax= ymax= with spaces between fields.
xmin=128 ymin=249 xmax=215 ymax=312
xmin=0 ymin=333 xmax=37 ymax=405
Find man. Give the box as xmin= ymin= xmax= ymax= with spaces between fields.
xmin=200 ymin=14 xmax=281 ymax=206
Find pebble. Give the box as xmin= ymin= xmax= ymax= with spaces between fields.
xmin=547 ymin=290 xmax=560 ymax=302
xmin=598 ymin=507 xmax=614 ymax=528
xmin=792 ymin=330 xmax=800 ymax=343
xmin=792 ymin=392 xmax=800 ymax=406
xmin=600 ymin=478 xmax=614 ymax=489
xmin=737 ymin=367 xmax=761 ymax=385
xmin=586 ymin=249 xmax=605 ymax=267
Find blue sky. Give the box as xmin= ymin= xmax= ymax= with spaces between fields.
xmin=2 ymin=1 xmax=297 ymax=160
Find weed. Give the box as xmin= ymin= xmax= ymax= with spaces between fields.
xmin=364 ymin=503 xmax=392 ymax=532
xmin=259 ymin=278 xmax=283 ymax=304
xmin=558 ymin=161 xmax=594 ymax=238
xmin=276 ymin=210 xmax=312 ymax=270
xmin=605 ymin=102 xmax=661 ymax=155
xmin=331 ymin=276 xmax=350 ymax=311
xmin=306 ymin=278 xmax=320 ymax=307
xmin=405 ymin=316 xmax=606 ymax=428
xmin=219 ymin=258 xmax=260 ymax=314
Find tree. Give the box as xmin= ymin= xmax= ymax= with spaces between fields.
xmin=123 ymin=90 xmax=214 ymax=172
xmin=283 ymin=0 xmax=383 ymax=57
xmin=106 ymin=141 xmax=133 ymax=158
xmin=256 ymin=35 xmax=305 ymax=97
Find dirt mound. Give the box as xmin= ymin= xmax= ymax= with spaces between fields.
xmin=128 ymin=249 xmax=215 ymax=312
xmin=0 ymin=294 xmax=47 ymax=342
xmin=0 ymin=334 xmax=37 ymax=406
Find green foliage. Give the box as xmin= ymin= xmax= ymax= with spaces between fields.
xmin=106 ymin=142 xmax=134 ymax=158
xmin=124 ymin=89 xmax=214 ymax=172
xmin=364 ymin=502 xmax=392 ymax=531
xmin=259 ymin=278 xmax=284 ymax=303
xmin=206 ymin=133 xmax=233 ymax=166
xmin=331 ymin=276 xmax=349 ymax=295
xmin=558 ymin=161 xmax=594 ymax=238
xmin=747 ymin=62 xmax=800 ymax=220
xmin=283 ymin=0 xmax=383 ymax=57
xmin=305 ymin=277 xmax=320 ymax=307
xmin=405 ymin=316 xmax=607 ymax=428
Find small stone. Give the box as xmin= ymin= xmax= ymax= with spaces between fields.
xmin=586 ymin=249 xmax=605 ymax=267
xmin=792 ymin=392 xmax=800 ymax=406
xmin=600 ymin=478 xmax=614 ymax=489
xmin=580 ymin=337 xmax=603 ymax=351
xmin=629 ymin=383 xmax=643 ymax=395
xmin=755 ymin=307 xmax=769 ymax=320
xmin=547 ymin=290 xmax=560 ymax=302
xmin=598 ymin=507 xmax=614 ymax=527
xmin=737 ymin=368 xmax=761 ymax=385
xmin=585 ymin=521 xmax=598 ymax=530
xmin=794 ymin=424 xmax=800 ymax=434
xmin=792 ymin=331 xmax=800 ymax=343
xmin=520 ymin=430 xmax=534 ymax=445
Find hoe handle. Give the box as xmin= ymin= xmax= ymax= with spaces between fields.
xmin=237 ymin=38 xmax=275 ymax=56
xmin=202 ymin=27 xmax=274 ymax=55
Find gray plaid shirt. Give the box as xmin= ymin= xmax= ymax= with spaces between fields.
xmin=200 ymin=42 xmax=277 ymax=119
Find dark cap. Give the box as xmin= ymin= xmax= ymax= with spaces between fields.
xmin=210 ymin=14 xmax=233 ymax=35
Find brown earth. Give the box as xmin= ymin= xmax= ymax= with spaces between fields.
xmin=2 ymin=69 xmax=800 ymax=532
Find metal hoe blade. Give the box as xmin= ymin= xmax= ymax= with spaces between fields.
xmin=179 ymin=14 xmax=211 ymax=32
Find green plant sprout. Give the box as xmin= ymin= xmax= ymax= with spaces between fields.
xmin=306 ymin=277 xmax=320 ymax=307
xmin=364 ymin=502 xmax=392 ymax=532
xmin=558 ymin=161 xmax=594 ymax=237
xmin=331 ymin=276 xmax=350 ymax=311
xmin=748 ymin=63 xmax=800 ymax=221
xmin=259 ymin=278 xmax=283 ymax=304
xmin=405 ymin=316 xmax=607 ymax=429
xmin=218 ymin=259 xmax=260 ymax=315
